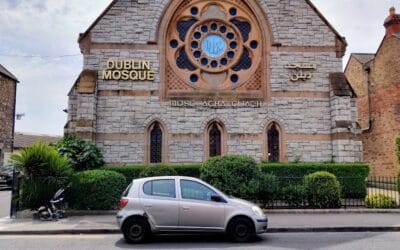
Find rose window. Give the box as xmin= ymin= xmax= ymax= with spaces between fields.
xmin=165 ymin=0 xmax=263 ymax=91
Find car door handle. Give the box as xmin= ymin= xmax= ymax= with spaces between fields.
xmin=182 ymin=207 xmax=190 ymax=211
xmin=144 ymin=205 xmax=153 ymax=208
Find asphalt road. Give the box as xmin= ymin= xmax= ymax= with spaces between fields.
xmin=0 ymin=232 xmax=399 ymax=250
xmin=0 ymin=191 xmax=10 ymax=218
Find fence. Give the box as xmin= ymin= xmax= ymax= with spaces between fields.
xmin=258 ymin=176 xmax=399 ymax=209
xmin=8 ymin=174 xmax=400 ymax=213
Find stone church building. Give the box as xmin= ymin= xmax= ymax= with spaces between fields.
xmin=345 ymin=7 xmax=400 ymax=177
xmin=0 ymin=64 xmax=18 ymax=168
xmin=65 ymin=0 xmax=362 ymax=165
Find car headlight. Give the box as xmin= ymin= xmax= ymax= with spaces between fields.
xmin=252 ymin=206 xmax=264 ymax=216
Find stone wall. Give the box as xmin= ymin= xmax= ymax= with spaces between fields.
xmin=0 ymin=75 xmax=16 ymax=167
xmin=90 ymin=0 xmax=338 ymax=46
xmin=66 ymin=0 xmax=362 ymax=165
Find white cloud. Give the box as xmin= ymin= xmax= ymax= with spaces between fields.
xmin=0 ymin=0 xmax=397 ymax=135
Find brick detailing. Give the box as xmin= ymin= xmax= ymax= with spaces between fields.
xmin=0 ymin=75 xmax=16 ymax=167
xmin=358 ymin=84 xmax=400 ymax=177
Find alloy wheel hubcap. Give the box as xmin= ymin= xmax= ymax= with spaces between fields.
xmin=129 ymin=224 xmax=143 ymax=237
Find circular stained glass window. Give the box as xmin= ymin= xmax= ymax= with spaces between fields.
xmin=201 ymin=35 xmax=227 ymax=58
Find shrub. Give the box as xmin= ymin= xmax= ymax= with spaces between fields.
xmin=397 ymin=136 xmax=400 ymax=194
xmin=396 ymin=135 xmax=400 ymax=164
xmin=10 ymin=142 xmax=73 ymax=209
xmin=261 ymin=163 xmax=369 ymax=198
xmin=70 ymin=170 xmax=126 ymax=210
xmin=398 ymin=172 xmax=400 ymax=194
xmin=365 ymin=194 xmax=397 ymax=208
xmin=258 ymin=173 xmax=278 ymax=205
xmin=139 ymin=165 xmax=177 ymax=178
xmin=54 ymin=136 xmax=105 ymax=171
xmin=173 ymin=164 xmax=202 ymax=178
xmin=104 ymin=166 xmax=146 ymax=185
xmin=200 ymin=155 xmax=259 ymax=198
xmin=304 ymin=171 xmax=341 ymax=208
xmin=282 ymin=184 xmax=306 ymax=208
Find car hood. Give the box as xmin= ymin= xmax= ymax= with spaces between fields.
xmin=227 ymin=197 xmax=257 ymax=208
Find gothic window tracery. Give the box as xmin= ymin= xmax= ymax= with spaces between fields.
xmin=165 ymin=0 xmax=265 ymax=95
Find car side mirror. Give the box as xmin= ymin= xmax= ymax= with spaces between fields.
xmin=211 ymin=194 xmax=224 ymax=202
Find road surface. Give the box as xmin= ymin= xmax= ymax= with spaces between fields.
xmin=0 ymin=232 xmax=399 ymax=250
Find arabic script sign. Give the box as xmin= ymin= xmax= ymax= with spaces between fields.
xmin=285 ymin=63 xmax=316 ymax=82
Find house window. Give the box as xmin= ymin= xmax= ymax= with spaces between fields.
xmin=268 ymin=123 xmax=280 ymax=162
xmin=150 ymin=123 xmax=163 ymax=163
xmin=209 ymin=123 xmax=222 ymax=157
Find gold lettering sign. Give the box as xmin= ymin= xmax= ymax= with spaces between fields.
xmin=285 ymin=63 xmax=316 ymax=82
xmin=102 ymin=59 xmax=155 ymax=81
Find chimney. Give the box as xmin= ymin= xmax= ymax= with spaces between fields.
xmin=384 ymin=7 xmax=400 ymax=37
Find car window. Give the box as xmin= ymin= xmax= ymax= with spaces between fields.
xmin=143 ymin=179 xmax=176 ymax=198
xmin=180 ymin=180 xmax=216 ymax=201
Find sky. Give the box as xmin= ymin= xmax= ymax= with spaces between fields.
xmin=0 ymin=0 xmax=397 ymax=136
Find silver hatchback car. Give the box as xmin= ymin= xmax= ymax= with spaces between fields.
xmin=117 ymin=176 xmax=268 ymax=243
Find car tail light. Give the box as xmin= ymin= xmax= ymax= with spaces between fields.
xmin=119 ymin=198 xmax=129 ymax=209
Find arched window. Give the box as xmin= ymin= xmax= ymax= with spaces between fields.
xmin=150 ymin=123 xmax=163 ymax=163
xmin=204 ymin=120 xmax=226 ymax=159
xmin=267 ymin=123 xmax=280 ymax=162
xmin=209 ymin=123 xmax=222 ymax=157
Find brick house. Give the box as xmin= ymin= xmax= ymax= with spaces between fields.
xmin=345 ymin=7 xmax=400 ymax=177
xmin=65 ymin=0 xmax=362 ymax=165
xmin=0 ymin=64 xmax=18 ymax=168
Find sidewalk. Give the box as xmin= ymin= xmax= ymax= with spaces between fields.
xmin=1 ymin=211 xmax=400 ymax=235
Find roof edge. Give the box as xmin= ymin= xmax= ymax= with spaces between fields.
xmin=0 ymin=64 xmax=19 ymax=82
xmin=306 ymin=0 xmax=347 ymax=47
xmin=78 ymin=0 xmax=118 ymax=43
xmin=79 ymin=0 xmax=348 ymax=48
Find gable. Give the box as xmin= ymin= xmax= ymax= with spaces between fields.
xmin=79 ymin=0 xmax=345 ymax=49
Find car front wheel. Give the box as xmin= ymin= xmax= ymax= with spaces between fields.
xmin=227 ymin=217 xmax=256 ymax=242
xmin=122 ymin=218 xmax=150 ymax=244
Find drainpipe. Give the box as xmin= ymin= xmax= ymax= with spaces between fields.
xmin=361 ymin=65 xmax=373 ymax=133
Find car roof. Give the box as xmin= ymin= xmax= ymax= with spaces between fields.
xmin=132 ymin=176 xmax=202 ymax=184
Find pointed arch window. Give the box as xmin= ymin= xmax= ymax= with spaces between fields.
xmin=268 ymin=123 xmax=280 ymax=162
xmin=150 ymin=123 xmax=163 ymax=163
xmin=209 ymin=123 xmax=222 ymax=157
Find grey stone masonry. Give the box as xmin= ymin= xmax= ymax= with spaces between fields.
xmin=90 ymin=0 xmax=338 ymax=46
xmin=66 ymin=0 xmax=363 ymax=164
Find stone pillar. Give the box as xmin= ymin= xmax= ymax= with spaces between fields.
xmin=329 ymin=73 xmax=363 ymax=162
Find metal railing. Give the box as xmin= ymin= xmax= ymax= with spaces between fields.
xmin=8 ymin=174 xmax=400 ymax=212
xmin=257 ymin=176 xmax=399 ymax=209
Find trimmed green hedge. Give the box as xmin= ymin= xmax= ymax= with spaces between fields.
xmin=70 ymin=170 xmax=126 ymax=210
xmin=201 ymin=155 xmax=259 ymax=199
xmin=104 ymin=162 xmax=369 ymax=199
xmin=304 ymin=171 xmax=341 ymax=208
xmin=260 ymin=163 xmax=369 ymax=198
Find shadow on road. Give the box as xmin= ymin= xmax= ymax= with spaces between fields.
xmin=114 ymin=234 xmax=264 ymax=249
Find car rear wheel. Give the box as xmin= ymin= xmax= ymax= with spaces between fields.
xmin=122 ymin=218 xmax=150 ymax=244
xmin=227 ymin=217 xmax=255 ymax=242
